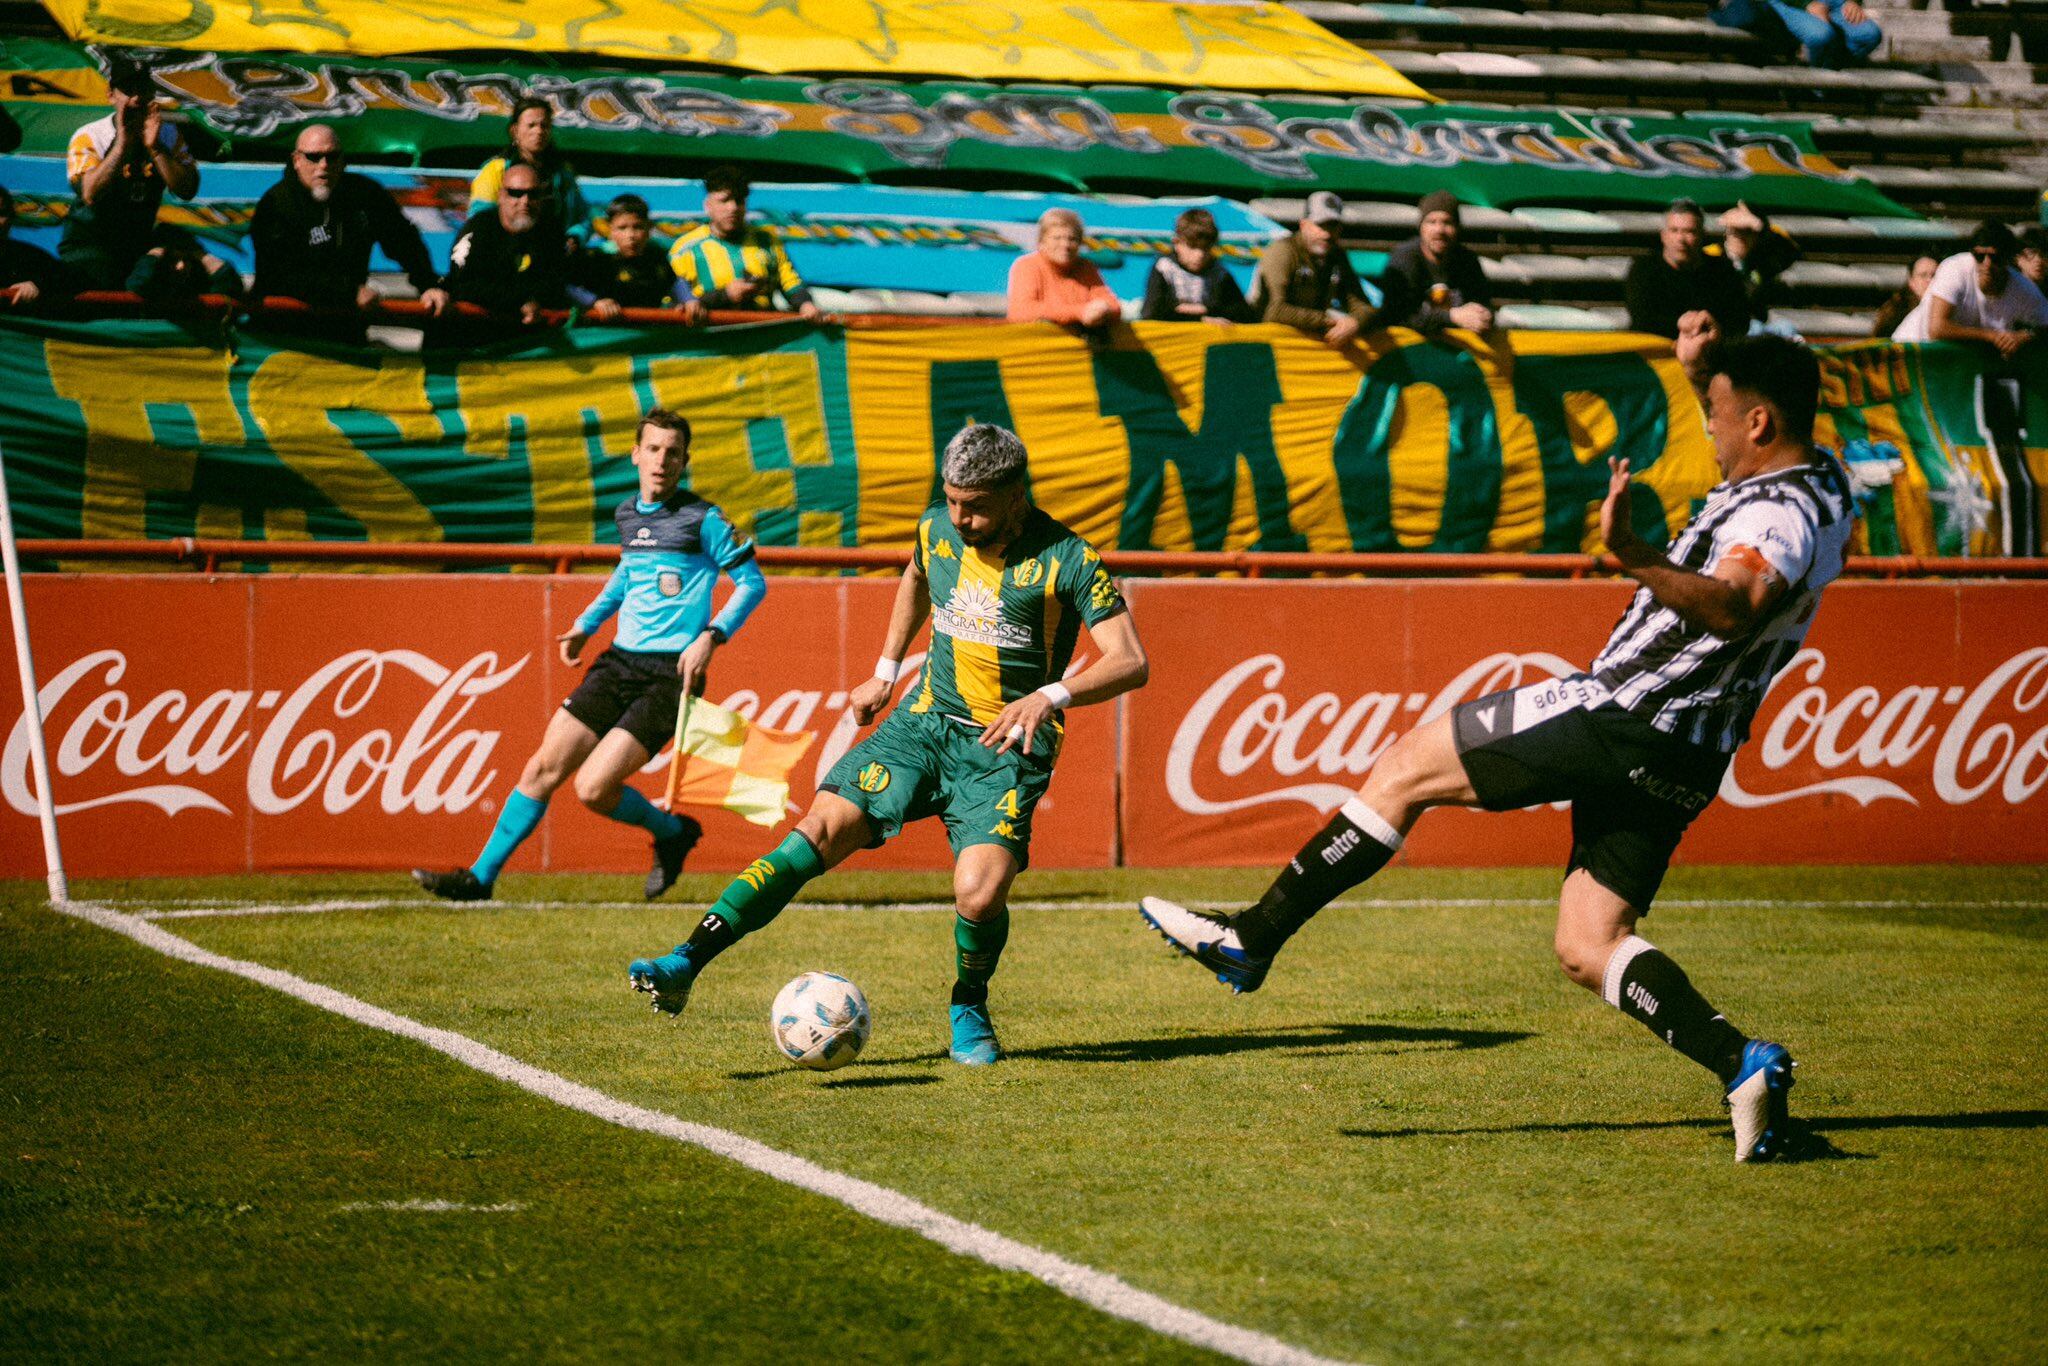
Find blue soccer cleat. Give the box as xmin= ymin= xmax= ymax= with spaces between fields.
xmin=1726 ymin=1039 xmax=1797 ymax=1162
xmin=1139 ymin=896 xmax=1271 ymax=994
xmin=627 ymin=944 xmax=702 ymax=1017
xmin=948 ymin=1002 xmax=1000 ymax=1066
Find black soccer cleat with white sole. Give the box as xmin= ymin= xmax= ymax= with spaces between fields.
xmin=645 ymin=815 xmax=703 ymax=900
xmin=1139 ymin=896 xmax=1272 ymax=994
xmin=412 ymin=867 xmax=490 ymax=902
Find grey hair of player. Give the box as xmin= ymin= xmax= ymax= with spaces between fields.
xmin=941 ymin=423 xmax=1028 ymax=490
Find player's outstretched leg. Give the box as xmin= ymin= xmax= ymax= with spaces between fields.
xmin=947 ymin=846 xmax=1018 ymax=1066
xmin=1558 ymin=873 xmax=1794 ymax=1163
xmin=628 ymin=830 xmax=824 ymax=1016
xmin=1141 ymin=715 xmax=1469 ymax=993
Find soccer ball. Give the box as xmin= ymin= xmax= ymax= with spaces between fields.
xmin=770 ymin=972 xmax=872 ymax=1071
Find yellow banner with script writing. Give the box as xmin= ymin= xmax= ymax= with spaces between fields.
xmin=41 ymin=0 xmax=1430 ymax=99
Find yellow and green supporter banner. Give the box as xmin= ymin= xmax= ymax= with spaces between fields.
xmin=2 ymin=316 xmax=2031 ymax=558
xmin=0 ymin=38 xmax=1908 ymax=217
xmin=39 ymin=0 xmax=1428 ymax=98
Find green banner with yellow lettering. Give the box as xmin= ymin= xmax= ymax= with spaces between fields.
xmin=0 ymin=317 xmax=2036 ymax=559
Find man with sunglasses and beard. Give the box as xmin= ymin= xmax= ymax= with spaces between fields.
xmin=249 ymin=124 xmax=448 ymax=343
xmin=436 ymin=161 xmax=569 ymax=341
xmin=1890 ymin=221 xmax=2048 ymax=354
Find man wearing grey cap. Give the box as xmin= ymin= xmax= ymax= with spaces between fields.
xmin=1376 ymin=190 xmax=1494 ymax=336
xmin=1251 ymin=190 xmax=1379 ymax=346
xmin=628 ymin=423 xmax=1150 ymax=1068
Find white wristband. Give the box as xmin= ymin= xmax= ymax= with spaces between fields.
xmin=1036 ymin=681 xmax=1073 ymax=710
xmin=874 ymin=657 xmax=901 ymax=684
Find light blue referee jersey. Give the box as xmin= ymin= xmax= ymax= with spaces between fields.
xmin=574 ymin=491 xmax=768 ymax=651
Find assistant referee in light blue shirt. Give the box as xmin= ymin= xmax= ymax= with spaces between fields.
xmin=413 ymin=407 xmax=768 ymax=902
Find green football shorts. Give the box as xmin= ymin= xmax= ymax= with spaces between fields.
xmin=819 ymin=707 xmax=1056 ymax=866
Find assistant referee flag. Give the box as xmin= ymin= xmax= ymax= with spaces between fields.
xmin=663 ymin=698 xmax=816 ymax=827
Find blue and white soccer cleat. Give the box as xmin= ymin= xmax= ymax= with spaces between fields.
xmin=1726 ymin=1039 xmax=1796 ymax=1162
xmin=1138 ymin=896 xmax=1271 ymax=994
xmin=948 ymin=1003 xmax=1000 ymax=1066
xmin=627 ymin=944 xmax=702 ymax=1017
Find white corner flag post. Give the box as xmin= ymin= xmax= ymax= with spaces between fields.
xmin=0 ymin=442 xmax=68 ymax=905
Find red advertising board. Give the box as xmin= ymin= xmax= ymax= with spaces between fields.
xmin=4 ymin=574 xmax=2044 ymax=878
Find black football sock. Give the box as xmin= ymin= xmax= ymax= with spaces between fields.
xmin=681 ymin=908 xmax=741 ymax=966
xmin=1602 ymin=936 xmax=1750 ymax=1084
xmin=1231 ymin=798 xmax=1402 ymax=958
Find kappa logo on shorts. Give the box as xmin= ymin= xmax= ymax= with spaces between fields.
xmin=657 ymin=570 xmax=683 ymax=598
xmin=856 ymin=762 xmax=892 ymax=794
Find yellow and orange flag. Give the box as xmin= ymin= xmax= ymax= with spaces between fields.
xmin=662 ymin=697 xmax=815 ymax=827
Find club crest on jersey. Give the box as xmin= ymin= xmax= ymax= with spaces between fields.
xmin=933 ymin=579 xmax=1033 ymax=648
xmin=1010 ymin=558 xmax=1045 ymax=588
xmin=856 ymin=762 xmax=892 ymax=794
xmin=657 ymin=570 xmax=683 ymax=597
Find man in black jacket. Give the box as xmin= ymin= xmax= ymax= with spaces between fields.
xmin=250 ymin=124 xmax=447 ymax=339
xmin=1 ymin=185 xmax=71 ymax=310
xmin=436 ymin=162 xmax=569 ymax=342
xmin=1626 ymin=199 xmax=1750 ymax=341
xmin=1377 ymin=190 xmax=1494 ymax=336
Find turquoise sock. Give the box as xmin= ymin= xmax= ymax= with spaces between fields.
xmin=470 ymin=789 xmax=547 ymax=887
xmin=606 ymin=786 xmax=685 ymax=840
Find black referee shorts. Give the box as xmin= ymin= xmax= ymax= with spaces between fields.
xmin=1450 ymin=675 xmax=1730 ymax=912
xmin=562 ymin=647 xmax=685 ymax=756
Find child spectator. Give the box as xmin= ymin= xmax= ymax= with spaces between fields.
xmin=571 ymin=194 xmax=700 ymax=322
xmin=0 ymin=185 xmax=70 ymax=309
xmin=61 ymin=56 xmax=199 ymax=290
xmin=1376 ymin=190 xmax=1494 ymax=335
xmin=469 ymin=97 xmax=591 ymax=250
xmin=669 ymin=166 xmax=820 ymax=320
xmin=1139 ymin=208 xmax=1251 ymax=323
xmin=1873 ymin=255 xmax=1938 ymax=339
xmin=1008 ymin=207 xmax=1120 ymax=327
xmin=1249 ymin=191 xmax=1378 ymax=347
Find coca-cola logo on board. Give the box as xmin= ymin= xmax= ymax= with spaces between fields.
xmin=1165 ymin=647 xmax=2048 ymax=817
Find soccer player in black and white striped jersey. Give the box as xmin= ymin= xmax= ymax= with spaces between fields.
xmin=1141 ymin=313 xmax=1855 ymax=1163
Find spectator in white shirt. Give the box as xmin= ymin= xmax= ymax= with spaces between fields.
xmin=1890 ymin=222 xmax=2048 ymax=355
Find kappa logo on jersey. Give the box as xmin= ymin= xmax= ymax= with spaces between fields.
xmin=933 ymin=579 xmax=1033 ymax=649
xmin=1010 ymin=558 xmax=1045 ymax=588
xmin=856 ymin=762 xmax=892 ymax=794
xmin=657 ymin=571 xmax=683 ymax=598
xmin=930 ymin=539 xmax=955 ymax=560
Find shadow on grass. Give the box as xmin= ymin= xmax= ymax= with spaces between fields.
xmin=1009 ymin=1022 xmax=1531 ymax=1065
xmin=1340 ymin=1109 xmax=2048 ymax=1162
xmin=819 ymin=1074 xmax=940 ymax=1090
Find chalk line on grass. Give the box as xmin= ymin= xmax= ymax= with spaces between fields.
xmin=337 ymin=1199 xmax=526 ymax=1214
xmin=58 ymin=897 xmax=1357 ymax=1366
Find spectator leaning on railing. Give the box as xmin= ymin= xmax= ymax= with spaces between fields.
xmin=250 ymin=123 xmax=447 ymax=337
xmin=1626 ymin=199 xmax=1750 ymax=341
xmin=128 ymin=228 xmax=242 ymax=304
xmin=61 ymin=56 xmax=199 ymax=290
xmin=1375 ymin=190 xmax=1493 ymax=335
xmin=1007 ymin=207 xmax=1120 ymax=328
xmin=469 ymin=97 xmax=591 ymax=251
xmin=1250 ymin=190 xmax=1377 ymax=348
xmin=1138 ymin=207 xmax=1252 ymax=323
xmin=668 ymin=166 xmax=820 ymax=320
xmin=571 ymin=193 xmax=702 ymax=323
xmin=1709 ymin=0 xmax=1881 ymax=68
xmin=0 ymin=185 xmax=69 ymax=309
xmin=1873 ymin=255 xmax=1938 ymax=339
xmin=438 ymin=162 xmax=568 ymax=329
xmin=1890 ymin=222 xmax=2048 ymax=354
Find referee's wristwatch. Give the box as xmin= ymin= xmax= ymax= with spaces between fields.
xmin=701 ymin=626 xmax=728 ymax=646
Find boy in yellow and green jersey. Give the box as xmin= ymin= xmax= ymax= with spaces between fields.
xmin=630 ymin=424 xmax=1150 ymax=1065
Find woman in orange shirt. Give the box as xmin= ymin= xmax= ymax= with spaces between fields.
xmin=1007 ymin=208 xmax=1120 ymax=326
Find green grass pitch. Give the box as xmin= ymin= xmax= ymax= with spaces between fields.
xmin=4 ymin=865 xmax=2045 ymax=1363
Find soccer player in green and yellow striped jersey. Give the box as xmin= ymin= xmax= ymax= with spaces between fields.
xmin=629 ymin=424 xmax=1149 ymax=1065
xmin=668 ymin=165 xmax=822 ymax=320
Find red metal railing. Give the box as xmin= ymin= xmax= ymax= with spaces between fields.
xmin=16 ymin=539 xmax=2047 ymax=579
xmin=15 ymin=292 xmax=997 ymax=331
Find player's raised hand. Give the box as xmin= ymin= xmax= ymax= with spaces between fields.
xmin=556 ymin=626 xmax=588 ymax=666
xmin=848 ymin=675 xmax=894 ymax=726
xmin=980 ymin=691 xmax=1056 ymax=756
xmin=1598 ymin=455 xmax=1641 ymax=562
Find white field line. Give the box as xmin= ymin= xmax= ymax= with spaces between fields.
xmin=58 ymin=897 xmax=1357 ymax=1366
xmin=123 ymin=894 xmax=2048 ymax=922
xmin=338 ymin=1199 xmax=526 ymax=1213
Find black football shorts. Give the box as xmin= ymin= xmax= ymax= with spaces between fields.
xmin=1451 ymin=674 xmax=1731 ymax=911
xmin=562 ymin=647 xmax=686 ymax=755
